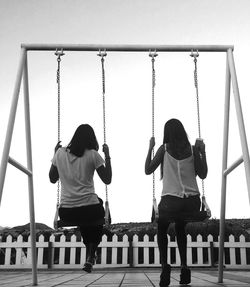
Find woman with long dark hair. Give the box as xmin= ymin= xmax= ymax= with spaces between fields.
xmin=49 ymin=124 xmax=112 ymax=273
xmin=145 ymin=119 xmax=207 ymax=286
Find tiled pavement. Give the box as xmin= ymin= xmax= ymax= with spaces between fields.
xmin=0 ymin=269 xmax=250 ymax=286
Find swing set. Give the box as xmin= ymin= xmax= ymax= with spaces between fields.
xmin=0 ymin=44 xmax=250 ymax=286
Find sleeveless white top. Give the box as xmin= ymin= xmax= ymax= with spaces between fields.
xmin=162 ymin=145 xmax=200 ymax=198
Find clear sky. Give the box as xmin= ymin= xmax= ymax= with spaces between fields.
xmin=0 ymin=0 xmax=250 ymax=228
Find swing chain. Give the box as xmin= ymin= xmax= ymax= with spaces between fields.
xmin=190 ymin=50 xmax=201 ymax=139
xmin=98 ymin=49 xmax=107 ymax=144
xmin=98 ymin=49 xmax=109 ymax=202
xmin=190 ymin=50 xmax=205 ymax=197
xmin=149 ymin=50 xmax=158 ymax=200
xmin=55 ymin=49 xmax=64 ymax=208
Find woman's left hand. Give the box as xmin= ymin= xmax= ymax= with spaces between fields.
xmin=149 ymin=137 xmax=155 ymax=150
xmin=102 ymin=143 xmax=110 ymax=158
xmin=54 ymin=141 xmax=62 ymax=154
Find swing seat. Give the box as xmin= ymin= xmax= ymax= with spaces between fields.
xmin=160 ymin=210 xmax=210 ymax=224
xmin=153 ymin=196 xmax=211 ymax=224
xmin=53 ymin=200 xmax=110 ymax=229
xmin=55 ymin=218 xmax=105 ymax=229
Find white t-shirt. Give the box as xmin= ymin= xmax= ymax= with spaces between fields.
xmin=52 ymin=148 xmax=105 ymax=207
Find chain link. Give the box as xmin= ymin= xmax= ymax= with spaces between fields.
xmin=149 ymin=50 xmax=158 ymax=200
xmin=98 ymin=50 xmax=108 ymax=201
xmin=191 ymin=50 xmax=205 ymax=197
xmin=55 ymin=49 xmax=64 ymax=207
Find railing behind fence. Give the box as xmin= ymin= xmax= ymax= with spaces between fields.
xmin=0 ymin=233 xmax=249 ymax=269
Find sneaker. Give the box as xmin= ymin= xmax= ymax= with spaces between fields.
xmin=159 ymin=264 xmax=171 ymax=287
xmin=179 ymin=267 xmax=191 ymax=285
xmin=82 ymin=262 xmax=93 ymax=273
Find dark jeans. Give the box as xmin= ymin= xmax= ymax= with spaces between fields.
xmin=59 ymin=199 xmax=105 ymax=245
xmin=157 ymin=195 xmax=201 ymax=267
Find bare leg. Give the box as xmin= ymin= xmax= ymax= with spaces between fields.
xmin=80 ymin=225 xmax=103 ymax=273
xmin=175 ymin=221 xmax=191 ymax=284
xmin=157 ymin=221 xmax=170 ymax=266
xmin=157 ymin=221 xmax=171 ymax=287
xmin=175 ymin=221 xmax=187 ymax=267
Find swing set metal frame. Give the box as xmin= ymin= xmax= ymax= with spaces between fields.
xmin=0 ymin=44 xmax=249 ymax=286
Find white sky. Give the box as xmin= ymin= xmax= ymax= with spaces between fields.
xmin=0 ymin=0 xmax=250 ymax=228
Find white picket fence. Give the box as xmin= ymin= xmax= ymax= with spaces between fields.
xmin=0 ymin=233 xmax=249 ymax=269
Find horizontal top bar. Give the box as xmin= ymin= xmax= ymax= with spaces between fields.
xmin=21 ymin=44 xmax=234 ymax=52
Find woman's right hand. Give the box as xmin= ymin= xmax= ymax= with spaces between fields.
xmin=102 ymin=143 xmax=110 ymax=158
xmin=195 ymin=138 xmax=205 ymax=153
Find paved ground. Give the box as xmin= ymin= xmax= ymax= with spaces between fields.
xmin=0 ymin=269 xmax=250 ymax=286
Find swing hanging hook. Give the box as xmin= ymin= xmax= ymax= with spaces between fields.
xmin=190 ymin=49 xmax=199 ymax=59
xmin=55 ymin=48 xmax=65 ymax=62
xmin=149 ymin=49 xmax=158 ymax=59
xmin=97 ymin=49 xmax=107 ymax=59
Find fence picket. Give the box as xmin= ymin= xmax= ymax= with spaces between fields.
xmin=100 ymin=235 xmax=107 ymax=266
xmin=229 ymin=235 xmax=236 ymax=266
xmin=27 ymin=236 xmax=32 ymax=265
xmin=154 ymin=235 xmax=160 ymax=265
xmin=111 ymin=235 xmax=118 ymax=265
xmin=37 ymin=235 xmax=44 ymax=267
xmin=187 ymin=235 xmax=192 ymax=265
xmin=70 ymin=235 xmax=77 ymax=265
xmin=59 ymin=235 xmax=66 ymax=266
xmin=5 ymin=235 xmax=12 ymax=265
xmin=239 ymin=235 xmax=247 ymax=265
xmin=122 ymin=234 xmax=129 ymax=265
xmin=143 ymin=235 xmax=149 ymax=265
xmin=15 ymin=235 xmax=23 ymax=265
xmin=197 ymin=234 xmax=203 ymax=265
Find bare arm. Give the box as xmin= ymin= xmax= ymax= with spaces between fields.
xmin=193 ymin=139 xmax=208 ymax=179
xmin=49 ymin=141 xmax=61 ymax=184
xmin=49 ymin=164 xmax=59 ymax=183
xmin=145 ymin=137 xmax=165 ymax=175
xmin=96 ymin=144 xmax=112 ymax=185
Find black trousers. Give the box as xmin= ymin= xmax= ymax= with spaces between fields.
xmin=59 ymin=199 xmax=105 ymax=245
xmin=158 ymin=194 xmax=201 ymax=221
xmin=157 ymin=195 xmax=201 ymax=266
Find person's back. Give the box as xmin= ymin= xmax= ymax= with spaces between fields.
xmin=162 ymin=145 xmax=200 ymax=198
xmin=54 ymin=147 xmax=103 ymax=207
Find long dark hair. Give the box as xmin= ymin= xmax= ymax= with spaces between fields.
xmin=67 ymin=124 xmax=99 ymax=157
xmin=161 ymin=119 xmax=190 ymax=178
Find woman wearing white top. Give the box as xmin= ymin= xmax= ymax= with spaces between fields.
xmin=145 ymin=119 xmax=207 ymax=287
xmin=49 ymin=124 xmax=112 ymax=273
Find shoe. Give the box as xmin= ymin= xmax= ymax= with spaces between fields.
xmin=82 ymin=255 xmax=97 ymax=273
xmin=159 ymin=264 xmax=171 ymax=287
xmin=179 ymin=267 xmax=191 ymax=285
xmin=82 ymin=262 xmax=93 ymax=273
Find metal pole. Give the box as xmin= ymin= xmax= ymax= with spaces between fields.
xmin=8 ymin=157 xmax=32 ymax=177
xmin=224 ymin=156 xmax=243 ymax=176
xmin=228 ymin=49 xmax=250 ymax=205
xmin=21 ymin=43 xmax=234 ymax=52
xmin=0 ymin=48 xmax=26 ymax=205
xmin=23 ymin=50 xmax=37 ymax=285
xmin=218 ymin=51 xmax=231 ymax=283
